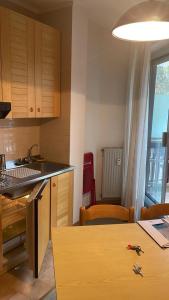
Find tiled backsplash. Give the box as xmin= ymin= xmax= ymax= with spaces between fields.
xmin=0 ymin=119 xmax=40 ymax=161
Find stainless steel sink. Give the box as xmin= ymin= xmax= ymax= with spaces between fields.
xmin=27 ymin=162 xmax=66 ymax=173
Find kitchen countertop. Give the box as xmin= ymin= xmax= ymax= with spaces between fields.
xmin=0 ymin=161 xmax=74 ymax=194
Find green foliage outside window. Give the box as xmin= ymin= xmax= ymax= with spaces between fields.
xmin=156 ymin=65 xmax=169 ymax=95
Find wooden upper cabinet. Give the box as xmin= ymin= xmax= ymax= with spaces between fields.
xmin=35 ymin=22 xmax=60 ymax=118
xmin=0 ymin=8 xmax=60 ymax=119
xmin=0 ymin=8 xmax=35 ymax=118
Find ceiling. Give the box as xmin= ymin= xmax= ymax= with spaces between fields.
xmin=76 ymin=0 xmax=143 ymax=29
xmin=9 ymin=0 xmax=72 ymax=14
xmin=9 ymin=0 xmax=169 ymax=29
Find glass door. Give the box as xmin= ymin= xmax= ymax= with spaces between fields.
xmin=146 ymin=57 xmax=169 ymax=204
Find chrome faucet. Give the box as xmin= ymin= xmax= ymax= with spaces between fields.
xmin=27 ymin=144 xmax=38 ymax=162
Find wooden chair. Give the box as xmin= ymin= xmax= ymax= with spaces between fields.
xmin=80 ymin=204 xmax=134 ymax=225
xmin=141 ymin=204 xmax=169 ymax=220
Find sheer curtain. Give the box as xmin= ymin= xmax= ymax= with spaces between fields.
xmin=122 ymin=43 xmax=151 ymax=220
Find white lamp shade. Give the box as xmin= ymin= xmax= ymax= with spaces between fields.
xmin=112 ymin=1 xmax=169 ymax=42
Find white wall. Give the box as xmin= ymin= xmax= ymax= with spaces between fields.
xmin=70 ymin=5 xmax=130 ymax=220
xmin=85 ymin=20 xmax=130 ymax=200
xmin=70 ymin=3 xmax=88 ymax=222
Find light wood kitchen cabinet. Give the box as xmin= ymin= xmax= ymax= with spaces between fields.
xmin=37 ymin=180 xmax=50 ymax=275
xmin=35 ymin=22 xmax=60 ymax=118
xmin=0 ymin=194 xmax=27 ymax=275
xmin=0 ymin=8 xmax=35 ymax=118
xmin=0 ymin=196 xmax=2 ymax=272
xmin=0 ymin=7 xmax=60 ymax=119
xmin=0 ymin=170 xmax=73 ymax=277
xmin=0 ymin=180 xmax=50 ymax=277
xmin=51 ymin=171 xmax=73 ymax=227
xmin=27 ymin=180 xmax=50 ymax=277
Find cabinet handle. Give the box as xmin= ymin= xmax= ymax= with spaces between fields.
xmin=37 ymin=108 xmax=41 ymax=113
xmin=52 ymin=183 xmax=56 ymax=188
xmin=30 ymin=107 xmax=34 ymax=112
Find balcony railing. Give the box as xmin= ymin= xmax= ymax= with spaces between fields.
xmin=146 ymin=138 xmax=166 ymax=203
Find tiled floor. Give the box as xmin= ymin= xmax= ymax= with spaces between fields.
xmin=0 ymin=244 xmax=56 ymax=300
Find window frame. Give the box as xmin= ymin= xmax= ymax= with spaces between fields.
xmin=145 ymin=54 xmax=169 ymax=205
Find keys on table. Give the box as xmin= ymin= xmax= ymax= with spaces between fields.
xmin=127 ymin=244 xmax=144 ymax=256
xmin=133 ymin=264 xmax=143 ymax=277
xmin=127 ymin=244 xmax=144 ymax=277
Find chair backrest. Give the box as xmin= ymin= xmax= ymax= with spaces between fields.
xmin=141 ymin=204 xmax=169 ymax=220
xmin=80 ymin=204 xmax=134 ymax=225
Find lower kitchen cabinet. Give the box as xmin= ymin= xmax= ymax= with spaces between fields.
xmin=0 ymin=180 xmax=50 ymax=277
xmin=0 ymin=194 xmax=28 ymax=274
xmin=27 ymin=180 xmax=50 ymax=277
xmin=51 ymin=171 xmax=73 ymax=227
xmin=37 ymin=180 xmax=50 ymax=274
xmin=0 ymin=170 xmax=74 ymax=277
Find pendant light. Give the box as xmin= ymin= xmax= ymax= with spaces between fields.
xmin=112 ymin=0 xmax=169 ymax=42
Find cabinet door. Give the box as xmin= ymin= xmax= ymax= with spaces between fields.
xmin=0 ymin=196 xmax=2 ymax=271
xmin=51 ymin=171 xmax=73 ymax=227
xmin=37 ymin=181 xmax=50 ymax=275
xmin=0 ymin=8 xmax=35 ymax=118
xmin=0 ymin=34 xmax=3 ymax=103
xmin=35 ymin=21 xmax=60 ymax=118
xmin=27 ymin=180 xmax=50 ymax=277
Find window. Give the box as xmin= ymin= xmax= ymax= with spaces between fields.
xmin=146 ymin=56 xmax=169 ymax=204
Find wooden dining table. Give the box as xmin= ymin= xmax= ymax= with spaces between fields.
xmin=52 ymin=223 xmax=169 ymax=300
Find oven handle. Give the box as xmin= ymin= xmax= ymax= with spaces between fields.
xmin=27 ymin=179 xmax=49 ymax=204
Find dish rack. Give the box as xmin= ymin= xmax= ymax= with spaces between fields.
xmin=0 ymin=194 xmax=28 ymax=273
xmin=2 ymin=196 xmax=27 ymax=243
